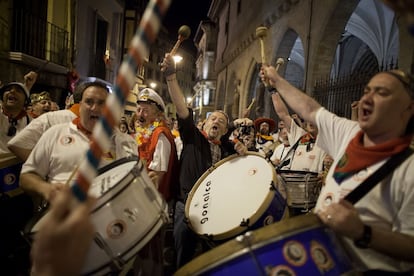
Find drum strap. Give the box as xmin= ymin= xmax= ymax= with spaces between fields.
xmin=345 ymin=147 xmax=413 ymax=204
xmin=275 ymin=138 xmax=301 ymax=171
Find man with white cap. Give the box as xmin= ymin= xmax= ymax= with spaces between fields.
xmin=132 ymin=87 xmax=179 ymax=276
xmin=0 ymin=71 xmax=37 ymax=275
xmin=0 ymin=71 xmax=37 ymax=154
xmin=134 ymin=87 xmax=179 ymax=201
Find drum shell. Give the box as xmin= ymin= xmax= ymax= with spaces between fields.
xmin=0 ymin=153 xmax=24 ymax=196
xmin=26 ymin=157 xmax=168 ymax=276
xmin=175 ymin=214 xmax=354 ymax=276
xmin=277 ymin=170 xmax=322 ymax=208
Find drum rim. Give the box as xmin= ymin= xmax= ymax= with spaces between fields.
xmin=185 ymin=152 xmax=279 ymax=240
xmin=175 ymin=214 xmax=324 ymax=276
xmin=92 ymin=158 xmax=146 ymax=212
xmin=96 ymin=155 xmax=139 ymax=175
xmin=277 ymin=169 xmax=319 ymax=176
xmin=82 ymin=215 xmax=166 ymax=275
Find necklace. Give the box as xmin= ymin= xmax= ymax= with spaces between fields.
xmin=135 ymin=120 xmax=162 ymax=146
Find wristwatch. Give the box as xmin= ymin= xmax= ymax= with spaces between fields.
xmin=354 ymin=224 xmax=372 ymax=249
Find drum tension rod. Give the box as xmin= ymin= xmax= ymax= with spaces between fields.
xmin=236 ymin=232 xmax=267 ymax=276
xmin=94 ymin=232 xmax=125 ymax=272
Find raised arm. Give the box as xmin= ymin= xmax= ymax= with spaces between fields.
xmin=161 ymin=54 xmax=190 ymax=119
xmin=271 ymin=92 xmax=292 ymax=131
xmin=261 ymin=64 xmax=321 ymax=126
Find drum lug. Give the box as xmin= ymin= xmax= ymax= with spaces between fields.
xmin=240 ymin=218 xmax=250 ymax=227
xmin=269 ymin=181 xmax=276 ymax=191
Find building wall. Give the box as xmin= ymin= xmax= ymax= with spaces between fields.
xmin=207 ymin=0 xmax=414 ymax=119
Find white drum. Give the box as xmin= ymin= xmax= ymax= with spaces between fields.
xmin=185 ymin=152 xmax=287 ymax=241
xmin=28 ymin=156 xmax=169 ymax=275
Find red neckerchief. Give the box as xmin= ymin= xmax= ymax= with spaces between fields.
xmin=333 ymin=131 xmax=413 ymax=183
xmin=69 ymin=103 xmax=80 ymax=117
xmin=201 ymin=130 xmax=221 ymax=145
xmin=28 ymin=111 xmax=39 ymax=118
xmin=72 ymin=117 xmax=92 ymax=139
xmin=300 ymin=133 xmax=315 ymax=144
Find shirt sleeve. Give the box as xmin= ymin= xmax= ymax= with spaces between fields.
xmin=148 ymin=133 xmax=171 ymax=172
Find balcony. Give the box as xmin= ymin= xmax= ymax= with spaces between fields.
xmin=9 ymin=9 xmax=69 ymax=66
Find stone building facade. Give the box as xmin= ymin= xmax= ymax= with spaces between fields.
xmin=193 ymin=0 xmax=414 ymax=121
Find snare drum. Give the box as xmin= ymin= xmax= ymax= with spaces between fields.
xmin=0 ymin=153 xmax=24 ymax=197
xmin=277 ymin=170 xmax=322 ymax=209
xmin=185 ymin=152 xmax=287 ymax=241
xmin=175 ymin=214 xmax=354 ymax=276
xmin=27 ymin=156 xmax=169 ymax=275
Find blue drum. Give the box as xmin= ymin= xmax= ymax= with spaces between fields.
xmin=175 ymin=214 xmax=354 ymax=276
xmin=0 ymin=153 xmax=24 ymax=196
xmin=185 ymin=152 xmax=287 ymax=241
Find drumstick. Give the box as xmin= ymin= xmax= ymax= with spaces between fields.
xmin=65 ymin=164 xmax=80 ymax=186
xmin=255 ymin=26 xmax=268 ymax=65
xmin=275 ymin=58 xmax=285 ymax=72
xmin=170 ymin=25 xmax=191 ymax=56
xmin=246 ymin=98 xmax=256 ymax=111
xmin=71 ymin=0 xmax=171 ymax=202
xmin=160 ymin=25 xmax=191 ymax=71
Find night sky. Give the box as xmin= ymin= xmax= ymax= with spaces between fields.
xmin=163 ymin=0 xmax=212 ymax=50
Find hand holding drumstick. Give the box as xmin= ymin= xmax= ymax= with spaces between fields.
xmin=31 ymin=185 xmax=96 ymax=276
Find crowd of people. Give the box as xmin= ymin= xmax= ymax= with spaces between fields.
xmin=1 ymin=1 xmax=414 ymax=274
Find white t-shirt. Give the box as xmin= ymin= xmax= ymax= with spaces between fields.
xmin=21 ymin=122 xmax=138 ymax=184
xmin=315 ymin=107 xmax=414 ymax=272
xmin=147 ymin=133 xmax=171 ymax=172
xmin=287 ymin=118 xmax=326 ymax=173
xmin=270 ymin=143 xmax=291 ymax=169
xmin=8 ymin=109 xmax=77 ymax=150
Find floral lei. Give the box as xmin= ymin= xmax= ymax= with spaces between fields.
xmin=135 ymin=120 xmax=163 ymax=146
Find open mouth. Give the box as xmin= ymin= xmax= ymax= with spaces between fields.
xmin=6 ymin=95 xmax=18 ymax=103
xmin=361 ymin=107 xmax=372 ymax=120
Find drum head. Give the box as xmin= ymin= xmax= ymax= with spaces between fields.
xmin=89 ymin=156 xmax=139 ymax=198
xmin=186 ymin=152 xmax=277 ymax=240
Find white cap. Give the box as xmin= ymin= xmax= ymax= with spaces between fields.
xmin=0 ymin=82 xmax=30 ymax=105
xmin=137 ymin=88 xmax=165 ymax=112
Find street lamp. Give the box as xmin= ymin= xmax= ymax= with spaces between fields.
xmin=150 ymin=82 xmax=157 ymax=89
xmin=173 ymin=55 xmax=183 ymax=64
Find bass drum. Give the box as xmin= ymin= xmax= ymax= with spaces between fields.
xmin=27 ymin=156 xmax=169 ymax=275
xmin=175 ymin=214 xmax=354 ymax=276
xmin=185 ymin=152 xmax=287 ymax=241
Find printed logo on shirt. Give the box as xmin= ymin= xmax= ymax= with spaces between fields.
xmin=60 ymin=135 xmax=75 ymax=145
xmin=322 ymin=192 xmax=335 ymax=208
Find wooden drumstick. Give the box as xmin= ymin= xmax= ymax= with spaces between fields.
xmin=65 ymin=164 xmax=80 ymax=186
xmin=170 ymin=25 xmax=191 ymax=56
xmin=247 ymin=98 xmax=256 ymax=111
xmin=275 ymin=57 xmax=285 ymax=71
xmin=255 ymin=26 xmax=268 ymax=64
xmin=160 ymin=25 xmax=191 ymax=72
